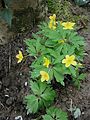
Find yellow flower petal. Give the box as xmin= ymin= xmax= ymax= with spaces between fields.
xmin=49 ymin=14 xmax=56 ymax=30
xmin=71 ymin=61 xmax=77 ymax=66
xmin=16 ymin=54 xmax=19 ymax=58
xmin=17 ymin=59 xmax=22 ymax=63
xmin=62 ymin=59 xmax=66 ymax=63
xmin=66 ymin=55 xmax=69 ymax=59
xmin=52 ymin=26 xmax=56 ymax=30
xmin=49 ymin=14 xmax=56 ymax=21
xmin=65 ymin=63 xmax=71 ymax=67
xmin=40 ymin=71 xmax=49 ymax=82
xmin=43 ymin=57 xmax=50 ymax=68
xmin=16 ymin=50 xmax=23 ymax=63
xmin=70 ymin=55 xmax=75 ymax=61
xmin=41 ymin=78 xmax=45 ymax=82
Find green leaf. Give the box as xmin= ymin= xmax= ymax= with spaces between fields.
xmin=49 ymin=69 xmax=54 ymax=80
xmin=25 ymin=81 xmax=56 ymax=113
xmin=45 ymin=40 xmax=57 ymax=47
xmin=47 ymin=48 xmax=58 ymax=58
xmin=41 ymin=87 xmax=56 ymax=101
xmin=39 ymin=82 xmax=48 ymax=94
xmin=0 ymin=8 xmax=13 ymax=26
xmin=25 ymin=95 xmax=38 ymax=113
xmin=69 ymin=66 xmax=76 ymax=77
xmin=54 ymin=64 xmax=71 ymax=75
xmin=78 ymin=73 xmax=86 ymax=80
xmin=54 ymin=70 xmax=64 ymax=86
xmin=56 ymin=109 xmax=68 ymax=120
xmin=30 ymin=81 xmax=40 ymax=95
xmin=62 ymin=44 xmax=68 ymax=55
xmin=43 ymin=107 xmax=68 ymax=120
xmin=43 ymin=115 xmax=53 ymax=120
xmin=25 ymin=39 xmax=37 ymax=56
xmin=53 ymin=55 xmax=64 ymax=64
xmin=31 ymin=69 xmax=40 ymax=79
xmin=55 ymin=44 xmax=63 ymax=53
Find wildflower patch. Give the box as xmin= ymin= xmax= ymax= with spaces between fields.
xmin=23 ymin=14 xmax=86 ymax=118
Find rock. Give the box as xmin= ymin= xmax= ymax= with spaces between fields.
xmin=0 ymin=81 xmax=2 ymax=90
xmin=6 ymin=97 xmax=14 ymax=106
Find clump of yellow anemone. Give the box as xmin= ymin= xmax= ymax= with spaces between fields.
xmin=62 ymin=55 xmax=77 ymax=67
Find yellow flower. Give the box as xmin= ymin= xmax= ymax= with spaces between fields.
xmin=49 ymin=14 xmax=56 ymax=21
xmin=62 ymin=22 xmax=75 ymax=30
xmin=49 ymin=14 xmax=56 ymax=30
xmin=58 ymin=40 xmax=65 ymax=44
xmin=49 ymin=20 xmax=56 ymax=30
xmin=49 ymin=21 xmax=53 ymax=29
xmin=16 ymin=50 xmax=23 ymax=63
xmin=43 ymin=57 xmax=50 ymax=68
xmin=62 ymin=55 xmax=77 ymax=67
xmin=40 ymin=71 xmax=49 ymax=82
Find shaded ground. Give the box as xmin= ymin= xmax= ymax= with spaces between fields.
xmin=0 ymin=6 xmax=90 ymax=120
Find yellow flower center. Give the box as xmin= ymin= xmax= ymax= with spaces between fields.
xmin=62 ymin=55 xmax=77 ymax=67
xmin=40 ymin=71 xmax=49 ymax=82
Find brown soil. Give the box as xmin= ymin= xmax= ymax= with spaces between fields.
xmin=0 ymin=6 xmax=90 ymax=120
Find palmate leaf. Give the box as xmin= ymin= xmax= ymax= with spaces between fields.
xmin=25 ymin=81 xmax=56 ymax=114
xmin=25 ymin=39 xmax=37 ymax=56
xmin=31 ymin=69 xmax=40 ymax=79
xmin=45 ymin=39 xmax=57 ymax=47
xmin=25 ymin=95 xmax=38 ymax=114
xmin=41 ymin=87 xmax=56 ymax=101
xmin=72 ymin=73 xmax=86 ymax=89
xmin=62 ymin=44 xmax=68 ymax=55
xmin=0 ymin=8 xmax=13 ymax=26
xmin=30 ymin=81 xmax=56 ymax=102
xmin=47 ymin=48 xmax=58 ymax=58
xmin=69 ymin=32 xmax=85 ymax=47
xmin=42 ymin=107 xmax=68 ymax=120
xmin=42 ymin=115 xmax=53 ymax=120
xmin=78 ymin=73 xmax=86 ymax=80
xmin=54 ymin=70 xmax=65 ymax=86
xmin=30 ymin=81 xmax=40 ymax=95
